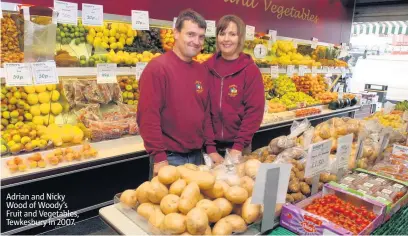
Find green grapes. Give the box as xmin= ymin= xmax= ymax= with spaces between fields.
xmin=274 ymin=75 xmax=296 ymax=96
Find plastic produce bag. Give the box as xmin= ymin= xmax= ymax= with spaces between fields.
xmin=23 ymin=7 xmax=56 ymax=62
xmin=288 ymin=118 xmax=311 ymax=138
xmin=268 ymin=136 xmax=297 ymax=155
xmin=276 ymin=147 xmax=307 ymax=161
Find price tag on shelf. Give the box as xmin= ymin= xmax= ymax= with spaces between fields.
xmin=54 ymin=0 xmax=78 ymax=25
xmin=305 ymin=139 xmax=332 ymax=178
xmin=4 ymin=63 xmax=33 ymax=86
xmin=31 ymin=61 xmax=59 ymax=85
xmin=299 ymin=65 xmax=307 ymax=76
xmin=311 ymin=66 xmax=317 ymax=76
xmin=270 ymin=65 xmax=279 ymax=79
xmin=323 ymin=66 xmax=329 ymax=73
xmin=286 ymin=65 xmax=295 ymax=77
xmin=132 ymin=10 xmax=149 ymax=30
xmin=172 ymin=17 xmax=177 ymax=29
xmin=136 ymin=62 xmax=148 ymax=80
xmin=311 ymin=37 xmax=318 ymax=49
xmin=245 ymin=25 xmax=255 ymax=41
xmin=336 ymin=134 xmax=353 ymax=170
xmin=82 ymin=3 xmax=103 ymax=26
xmin=205 ymin=20 xmax=216 ymax=37
xmin=268 ymin=30 xmax=277 ymax=43
xmin=392 ymin=144 xmax=408 ymax=155
xmin=97 ymin=63 xmax=117 ymax=84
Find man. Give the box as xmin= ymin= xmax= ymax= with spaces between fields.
xmin=137 ymin=9 xmax=223 ymax=175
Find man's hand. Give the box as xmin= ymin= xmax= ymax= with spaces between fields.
xmin=208 ymin=152 xmax=224 ymax=165
xmin=153 ymin=160 xmax=169 ymax=176
xmin=229 ymin=149 xmax=242 ymax=156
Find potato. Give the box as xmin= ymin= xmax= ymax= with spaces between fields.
xmin=212 ymin=219 xmax=233 ymax=236
xmin=202 ymin=181 xmax=224 ymax=199
xmin=137 ymin=181 xmax=151 ymax=203
xmin=137 ymin=202 xmax=156 ymax=219
xmin=300 ymin=182 xmax=311 ymax=195
xmin=296 ymin=162 xmax=304 ymax=171
xmin=226 ymin=174 xmax=241 ymax=187
xmin=291 ymin=192 xmax=303 ymax=202
xmin=319 ymin=173 xmax=331 ymax=183
xmin=295 ymin=171 xmax=305 ymax=181
xmin=288 ymin=181 xmax=300 ymax=193
xmin=223 ymin=214 xmax=247 ymax=233
xmin=329 ymin=174 xmax=337 ymax=182
xmin=290 ymin=171 xmax=296 ymax=181
xmin=218 ymin=180 xmax=230 ymax=193
xmin=186 ymin=207 xmax=209 ymax=235
xmin=160 ymin=194 xmax=180 ymax=214
xmin=151 ymin=176 xmax=160 ymax=183
xmin=158 ymin=165 xmax=180 ymax=185
xmin=205 ymin=225 xmax=212 ymax=235
xmin=178 ymin=166 xmax=216 ymax=190
xmin=213 ymin=198 xmax=233 ymax=218
xmin=147 ymin=181 xmax=169 ymax=204
xmin=242 ymin=197 xmax=261 ymax=224
xmin=244 ymin=159 xmax=261 ymax=179
xmin=318 ymin=182 xmax=324 ymax=190
xmin=196 ymin=199 xmax=222 ymax=223
xmin=240 ymin=176 xmax=254 ymax=197
xmin=232 ymin=204 xmax=242 ymax=215
xmin=181 ymin=232 xmax=192 ymax=235
xmin=148 ymin=207 xmax=165 ymax=235
xmin=225 ymin=186 xmax=249 ymax=204
xmin=184 ymin=163 xmax=199 ymax=171
xmin=120 ymin=189 xmax=137 ymax=208
xmin=236 ymin=163 xmax=246 ymax=177
xmin=198 ymin=165 xmax=211 ymax=172
xmin=179 ymin=182 xmax=200 ymax=214
xmin=305 ymin=177 xmax=313 ymax=185
xmin=162 ymin=213 xmax=186 ymax=234
xmin=198 ymin=193 xmax=205 ymax=201
xmin=286 ymin=194 xmax=294 ymax=203
xmin=169 ymin=179 xmax=187 ymax=196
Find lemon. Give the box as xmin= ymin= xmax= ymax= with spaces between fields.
xmin=103 ymin=28 xmax=110 ymax=37
xmin=30 ymin=105 xmax=41 ymax=116
xmin=38 ymin=92 xmax=50 ymax=104
xmin=40 ymin=103 xmax=50 ymax=115
xmin=101 ymin=42 xmax=109 ymax=49
xmin=33 ymin=116 xmax=44 ymax=125
xmin=2 ymin=111 xmax=10 ymax=119
xmin=72 ymin=126 xmax=84 ymax=144
xmin=46 ymin=84 xmax=56 ymax=91
xmin=15 ymin=121 xmax=24 ymax=129
xmin=89 ymin=28 xmax=96 ymax=37
xmin=24 ymin=113 xmax=33 ymax=121
xmin=51 ymin=103 xmax=63 ymax=115
xmin=51 ymin=90 xmax=60 ymax=102
xmin=10 ymin=110 xmax=19 ymax=118
xmin=43 ymin=114 xmax=55 ymax=125
xmin=24 ymin=86 xmax=36 ymax=94
xmin=110 ymin=42 xmax=118 ymax=50
xmin=61 ymin=125 xmax=74 ymax=143
xmin=127 ymin=29 xmax=134 ymax=38
xmin=96 ymin=32 xmax=103 ymax=38
xmin=86 ymin=35 xmax=94 ymax=44
xmin=117 ymin=42 xmax=124 ymax=50
xmin=109 ymin=29 xmax=117 ymax=37
xmin=34 ymin=85 xmax=47 ymax=93
xmin=12 ymin=134 xmax=21 ymax=143
xmin=27 ymin=93 xmax=39 ymax=105
xmin=21 ymin=136 xmax=31 ymax=145
xmin=119 ymin=37 xmax=126 ymax=45
xmin=126 ymin=37 xmax=133 ymax=46
xmin=109 ymin=36 xmax=116 ymax=44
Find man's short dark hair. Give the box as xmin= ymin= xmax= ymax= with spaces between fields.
xmin=175 ymin=9 xmax=207 ymax=32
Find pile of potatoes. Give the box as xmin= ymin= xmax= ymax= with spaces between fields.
xmin=120 ymin=163 xmax=263 ymax=235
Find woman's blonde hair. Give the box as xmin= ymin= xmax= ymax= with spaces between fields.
xmin=216 ymin=15 xmax=246 ymax=54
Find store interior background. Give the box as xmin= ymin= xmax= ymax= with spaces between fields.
xmin=0 ymin=0 xmax=407 ymax=235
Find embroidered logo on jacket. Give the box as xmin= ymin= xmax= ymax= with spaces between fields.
xmin=228 ymin=85 xmax=238 ymax=97
xmin=195 ymin=81 xmax=203 ymax=93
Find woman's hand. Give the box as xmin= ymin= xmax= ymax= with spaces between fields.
xmin=153 ymin=160 xmax=169 ymax=176
xmin=229 ymin=149 xmax=242 ymax=156
xmin=208 ymin=152 xmax=224 ymax=165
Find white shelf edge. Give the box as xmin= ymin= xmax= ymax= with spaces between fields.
xmin=258 ymin=67 xmax=350 ymax=74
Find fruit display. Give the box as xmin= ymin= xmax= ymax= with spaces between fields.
xmin=160 ymin=29 xmax=175 ymax=52
xmin=117 ymin=75 xmax=139 ymax=106
xmin=267 ymin=100 xmax=286 ymax=113
xmin=292 ymin=75 xmax=327 ymax=96
xmin=311 ymin=46 xmax=347 ymax=67
xmin=1 ymin=14 xmax=24 ymax=66
xmin=365 ymin=112 xmax=405 ymax=129
xmin=86 ymin=23 xmax=135 ymax=50
xmin=55 ymin=50 xmax=79 ymax=67
xmin=262 ymin=74 xmax=274 ymax=93
xmin=124 ymin=29 xmax=162 ymax=54
xmin=315 ymin=92 xmax=338 ymax=104
xmin=295 ymin=107 xmax=321 ymax=117
xmin=107 ymin=50 xmax=161 ymax=65
xmin=280 ymin=92 xmax=320 ymax=109
xmin=395 ymin=100 xmax=408 ymax=111
xmin=274 ymin=75 xmax=297 ymax=96
xmin=270 ymin=40 xmax=320 ymax=67
xmin=193 ymin=53 xmax=213 ymax=63
xmin=5 ymin=143 xmax=98 ymax=173
xmin=202 ymin=37 xmax=216 ymax=54
xmin=56 ymin=22 xmax=87 ymax=45
xmin=44 ymin=123 xmax=85 ymax=147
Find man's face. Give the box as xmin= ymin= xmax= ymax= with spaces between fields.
xmin=174 ymin=20 xmax=205 ymax=59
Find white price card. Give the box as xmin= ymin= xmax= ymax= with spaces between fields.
xmin=270 ymin=65 xmax=279 ymax=79
xmin=205 ymin=20 xmax=216 ymax=37
xmin=311 ymin=37 xmax=318 ymax=49
xmin=82 ymin=3 xmax=103 ymax=26
xmin=292 ymin=39 xmax=298 ymax=49
xmin=31 ymin=61 xmax=59 ymax=85
xmin=97 ymin=63 xmax=117 ymax=84
xmin=286 ymin=65 xmax=295 ymax=77
xmin=312 ymin=66 xmax=317 ymax=76
xmin=54 ymin=0 xmax=78 ymax=25
xmin=299 ymin=65 xmax=307 ymax=76
xmin=393 ymin=144 xmax=408 ymax=156
xmin=338 ymin=84 xmax=344 ymax=99
xmin=305 ymin=139 xmax=332 ymax=178
xmin=132 ymin=10 xmax=149 ymax=30
xmin=172 ymin=17 xmax=177 ymax=29
xmin=136 ymin=62 xmax=148 ymax=80
xmin=323 ymin=66 xmax=329 ymax=73
xmin=336 ymin=134 xmax=353 ymax=169
xmin=245 ymin=25 xmax=255 ymax=41
xmin=4 ymin=63 xmax=33 ymax=86
xmin=268 ymin=30 xmax=277 ymax=42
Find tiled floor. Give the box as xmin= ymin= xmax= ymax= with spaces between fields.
xmin=41 ymin=216 xmax=118 ymax=235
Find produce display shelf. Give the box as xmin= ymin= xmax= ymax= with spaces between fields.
xmin=1 ymin=136 xmax=146 ymax=187
xmin=258 ymin=67 xmax=350 ymax=74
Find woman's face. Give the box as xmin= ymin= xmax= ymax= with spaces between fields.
xmin=217 ymin=22 xmax=240 ymax=58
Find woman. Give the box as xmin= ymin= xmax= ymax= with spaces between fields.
xmin=204 ymin=15 xmax=265 ymax=164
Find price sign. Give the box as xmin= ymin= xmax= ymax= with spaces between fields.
xmin=311 ymin=37 xmax=318 ymax=49
xmin=245 ymin=25 xmax=255 ymax=40
xmin=172 ymin=17 xmax=177 ymax=29
xmin=270 ymin=65 xmax=279 ymax=79
xmin=286 ymin=65 xmax=295 ymax=77
xmin=299 ymin=65 xmax=307 ymax=76
xmin=136 ymin=62 xmax=148 ymax=80
xmin=54 ymin=0 xmax=78 ymax=25
xmin=305 ymin=140 xmax=332 ymax=178
xmin=205 ymin=20 xmax=216 ymax=37
xmin=268 ymin=30 xmax=277 ymax=43
xmin=312 ymin=66 xmax=317 ymax=76
xmin=336 ymin=134 xmax=353 ymax=170
xmin=4 ymin=63 xmax=33 ymax=86
xmin=97 ymin=63 xmax=117 ymax=84
xmin=322 ymin=66 xmax=329 ymax=74
xmin=31 ymin=61 xmax=59 ymax=85
xmin=132 ymin=10 xmax=149 ymax=30
xmin=292 ymin=39 xmax=298 ymax=49
xmin=82 ymin=3 xmax=103 ymax=26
